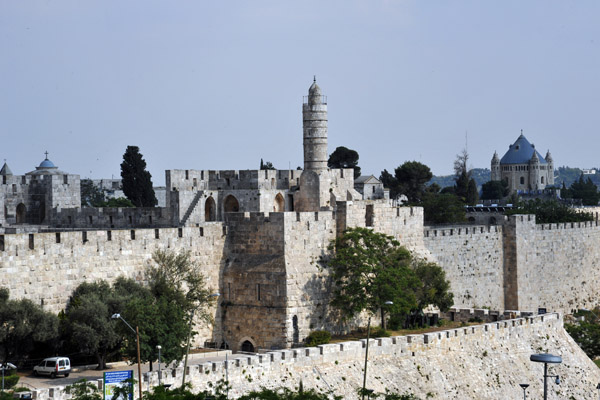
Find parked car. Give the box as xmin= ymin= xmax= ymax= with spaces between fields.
xmin=33 ymin=357 xmax=70 ymax=378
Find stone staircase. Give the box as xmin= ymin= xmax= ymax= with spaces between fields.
xmin=179 ymin=191 xmax=203 ymax=226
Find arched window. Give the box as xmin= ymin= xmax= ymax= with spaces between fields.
xmin=224 ymin=195 xmax=240 ymax=213
xmin=205 ymin=197 xmax=216 ymax=221
xmin=274 ymin=193 xmax=285 ymax=212
xmin=16 ymin=203 xmax=26 ymax=224
xmin=541 ymin=176 xmax=544 ymax=184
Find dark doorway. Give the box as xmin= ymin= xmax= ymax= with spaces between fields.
xmin=241 ymin=340 xmax=255 ymax=353
xmin=224 ymin=195 xmax=240 ymax=213
xmin=16 ymin=203 xmax=26 ymax=224
xmin=205 ymin=197 xmax=216 ymax=221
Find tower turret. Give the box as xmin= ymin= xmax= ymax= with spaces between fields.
xmin=491 ymin=151 xmax=500 ymax=181
xmin=302 ymin=77 xmax=328 ymax=172
xmin=545 ymin=150 xmax=554 ymax=185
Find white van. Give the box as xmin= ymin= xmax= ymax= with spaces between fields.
xmin=33 ymin=357 xmax=71 ymax=378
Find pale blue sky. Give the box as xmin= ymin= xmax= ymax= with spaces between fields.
xmin=1 ymin=1 xmax=599 ymax=185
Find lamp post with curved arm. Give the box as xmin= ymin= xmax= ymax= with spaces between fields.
xmin=362 ymin=301 xmax=393 ymax=400
xmin=112 ymin=313 xmax=142 ymax=400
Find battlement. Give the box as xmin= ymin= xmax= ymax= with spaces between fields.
xmin=0 ymin=225 xmax=227 ymax=257
xmin=166 ymin=169 xmax=304 ymax=192
xmin=424 ymin=224 xmax=501 ymax=238
xmin=25 ymin=313 xmax=563 ymax=400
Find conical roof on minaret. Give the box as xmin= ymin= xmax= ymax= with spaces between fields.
xmin=0 ymin=162 xmax=13 ymax=176
xmin=545 ymin=150 xmax=553 ymax=162
xmin=499 ymin=131 xmax=547 ymax=165
xmin=309 ymin=77 xmax=322 ymax=95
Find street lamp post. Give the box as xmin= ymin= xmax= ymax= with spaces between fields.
xmin=362 ymin=301 xmax=393 ymax=400
xmin=1 ymin=363 xmax=16 ymax=392
xmin=530 ymin=353 xmax=562 ymax=400
xmin=112 ymin=313 xmax=143 ymax=400
xmin=181 ymin=292 xmax=220 ymax=389
xmin=519 ymin=383 xmax=529 ymax=400
xmin=156 ymin=345 xmax=162 ymax=387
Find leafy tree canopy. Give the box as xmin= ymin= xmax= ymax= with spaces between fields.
xmin=568 ymin=174 xmax=600 ymax=206
xmin=505 ymin=199 xmax=593 ymax=223
xmin=566 ymin=309 xmax=600 ymax=360
xmin=481 ymin=180 xmax=509 ymax=200
xmin=121 ymin=146 xmax=157 ymax=207
xmin=260 ymin=159 xmax=275 ymax=170
xmin=81 ymin=179 xmax=106 ymax=207
xmin=62 ymin=281 xmax=124 ymax=369
xmin=328 ymin=146 xmax=361 ymax=178
xmin=325 ymin=228 xmax=453 ymax=328
xmin=394 ymin=161 xmax=432 ymax=203
xmin=0 ymin=288 xmax=59 ymax=366
xmin=421 ymin=193 xmax=466 ymax=224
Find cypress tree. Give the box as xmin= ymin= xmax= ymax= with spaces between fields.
xmin=120 ymin=146 xmax=157 ymax=207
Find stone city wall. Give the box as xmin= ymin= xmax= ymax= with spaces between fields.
xmin=30 ymin=313 xmax=600 ymax=400
xmin=0 ymin=225 xmax=226 ymax=344
xmin=423 ymin=224 xmax=505 ymax=310
xmin=514 ymin=215 xmax=600 ymax=313
xmin=47 ymin=206 xmax=173 ymax=229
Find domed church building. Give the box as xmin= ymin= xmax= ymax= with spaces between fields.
xmin=490 ymin=131 xmax=554 ymax=193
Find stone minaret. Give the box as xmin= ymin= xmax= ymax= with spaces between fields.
xmin=303 ymin=77 xmax=328 ymax=172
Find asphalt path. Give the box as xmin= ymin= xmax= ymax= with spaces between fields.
xmin=17 ymin=350 xmax=233 ymax=391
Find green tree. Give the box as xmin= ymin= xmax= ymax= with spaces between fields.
xmin=259 ymin=159 xmax=275 ymax=170
xmin=379 ymin=169 xmax=399 ymax=199
xmin=120 ymin=250 xmax=216 ymax=369
xmin=64 ymin=380 xmax=103 ymax=400
xmin=328 ymin=146 xmax=361 ymax=178
xmin=61 ymin=281 xmax=122 ymax=369
xmin=565 ymin=309 xmax=600 ymax=359
xmin=481 ymin=180 xmax=509 ymax=200
xmin=466 ymin=178 xmax=479 ymax=205
xmin=394 ymin=161 xmax=433 ymax=203
xmin=505 ymin=199 xmax=593 ymax=223
xmin=326 ymin=228 xmax=420 ymax=327
xmin=81 ymin=179 xmax=106 ymax=207
xmin=421 ymin=193 xmax=466 ymax=224
xmin=569 ymin=174 xmax=600 ymax=206
xmin=412 ymin=260 xmax=453 ymax=312
xmin=0 ymin=288 xmax=59 ymax=366
xmin=120 ymin=146 xmax=157 ymax=207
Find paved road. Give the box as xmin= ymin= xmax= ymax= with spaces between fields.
xmin=17 ymin=350 xmax=233 ymax=391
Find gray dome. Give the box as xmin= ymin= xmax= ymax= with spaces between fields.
xmin=500 ymin=133 xmax=547 ymax=165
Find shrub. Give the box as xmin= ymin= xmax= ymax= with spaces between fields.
xmin=370 ymin=327 xmax=391 ymax=338
xmin=305 ymin=330 xmax=331 ymax=347
xmin=1 ymin=369 xmax=19 ymax=389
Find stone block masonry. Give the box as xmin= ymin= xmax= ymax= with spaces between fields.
xmin=0 ymin=225 xmax=227 ymax=344
xmin=29 ymin=313 xmax=600 ymax=400
xmin=424 ymin=224 xmax=505 ymax=310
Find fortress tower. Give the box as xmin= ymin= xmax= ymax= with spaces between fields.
xmin=302 ymin=77 xmax=328 ymax=172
